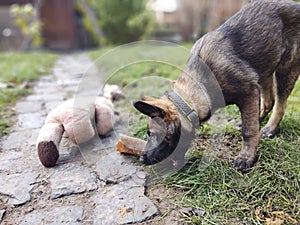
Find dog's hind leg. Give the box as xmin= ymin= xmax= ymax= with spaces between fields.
xmin=260 ymin=74 xmax=275 ymax=121
xmin=261 ymin=65 xmax=299 ymax=138
xmin=233 ymin=86 xmax=260 ymax=172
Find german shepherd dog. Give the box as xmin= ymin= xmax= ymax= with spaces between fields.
xmin=134 ymin=0 xmax=300 ymax=172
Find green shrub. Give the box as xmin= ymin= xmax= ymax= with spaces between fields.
xmin=87 ymin=0 xmax=154 ymax=44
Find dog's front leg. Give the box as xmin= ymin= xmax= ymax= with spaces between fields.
xmin=233 ymin=89 xmax=260 ymax=172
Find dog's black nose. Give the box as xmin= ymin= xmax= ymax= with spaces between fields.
xmin=139 ymin=154 xmax=153 ymax=165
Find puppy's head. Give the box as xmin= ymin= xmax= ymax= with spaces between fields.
xmin=134 ymin=96 xmax=182 ymax=165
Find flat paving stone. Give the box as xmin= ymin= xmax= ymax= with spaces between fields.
xmin=26 ymin=128 xmax=40 ymax=146
xmin=44 ymin=100 xmax=64 ymax=112
xmin=58 ymin=141 xmax=81 ymax=163
xmin=95 ymin=151 xmax=137 ymax=183
xmin=1 ymin=129 xmax=40 ymax=150
xmin=26 ymin=93 xmax=64 ymax=102
xmin=17 ymin=113 xmax=44 ymax=130
xmin=58 ymin=79 xmax=81 ymax=87
xmin=49 ymin=162 xmax=98 ymax=199
xmin=0 ymin=151 xmax=23 ymax=171
xmin=0 ymin=172 xmax=39 ymax=205
xmin=1 ymin=131 xmax=29 ymax=150
xmin=15 ymin=101 xmax=43 ymax=114
xmin=92 ymin=179 xmax=159 ymax=225
xmin=19 ymin=206 xmax=83 ymax=225
xmin=0 ymin=54 xmax=161 ymax=224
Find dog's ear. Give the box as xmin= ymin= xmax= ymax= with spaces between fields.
xmin=134 ymin=100 xmax=165 ymax=119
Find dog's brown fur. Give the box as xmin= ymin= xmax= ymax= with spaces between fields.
xmin=134 ymin=0 xmax=300 ymax=172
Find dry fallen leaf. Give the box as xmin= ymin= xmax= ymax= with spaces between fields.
xmin=265 ymin=217 xmax=284 ymax=225
xmin=118 ymin=206 xmax=133 ymax=219
xmin=255 ymin=206 xmax=298 ymax=225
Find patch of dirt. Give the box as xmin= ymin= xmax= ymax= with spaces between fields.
xmin=137 ymin=183 xmax=188 ymax=225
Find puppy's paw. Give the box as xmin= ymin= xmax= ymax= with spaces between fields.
xmin=233 ymin=154 xmax=257 ymax=173
xmin=37 ymin=141 xmax=59 ymax=167
xmin=260 ymin=127 xmax=276 ymax=139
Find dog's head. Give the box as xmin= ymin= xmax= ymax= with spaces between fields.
xmin=134 ymin=96 xmax=193 ymax=166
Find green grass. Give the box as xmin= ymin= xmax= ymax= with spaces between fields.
xmin=158 ymin=81 xmax=299 ymax=224
xmin=90 ymin=44 xmax=299 ymax=224
xmin=163 ymin=117 xmax=299 ymax=224
xmin=89 ymin=42 xmax=192 ymax=85
xmin=0 ymin=52 xmax=57 ymax=84
xmin=161 ymin=82 xmax=299 ymax=225
xmin=0 ymin=51 xmax=57 ymax=136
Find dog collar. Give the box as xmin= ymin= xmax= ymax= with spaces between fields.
xmin=167 ymin=91 xmax=200 ymax=128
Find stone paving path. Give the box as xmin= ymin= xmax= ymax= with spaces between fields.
xmin=0 ymin=54 xmax=159 ymax=225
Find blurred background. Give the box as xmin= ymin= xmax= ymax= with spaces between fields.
xmin=0 ymin=0 xmax=249 ymax=51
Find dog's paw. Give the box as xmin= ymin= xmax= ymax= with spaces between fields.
xmin=233 ymin=154 xmax=257 ymax=173
xmin=260 ymin=127 xmax=276 ymax=139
